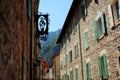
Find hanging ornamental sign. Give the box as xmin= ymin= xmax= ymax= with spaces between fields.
xmin=35 ymin=12 xmax=49 ymax=41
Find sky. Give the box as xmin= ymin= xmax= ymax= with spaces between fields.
xmin=38 ymin=0 xmax=73 ymax=32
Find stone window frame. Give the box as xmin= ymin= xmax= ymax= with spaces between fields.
xmin=84 ymin=29 xmax=89 ymax=49
xmin=108 ymin=0 xmax=120 ymax=29
xmin=111 ymin=0 xmax=120 ymax=22
xmin=82 ymin=0 xmax=87 ymax=20
xmin=93 ymin=11 xmax=106 ymax=40
xmin=98 ymin=49 xmax=109 ymax=79
xmin=86 ymin=58 xmax=92 ymax=80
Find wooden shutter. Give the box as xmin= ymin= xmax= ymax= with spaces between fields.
xmin=108 ymin=4 xmax=114 ymax=28
xmin=84 ymin=32 xmax=89 ymax=49
xmin=93 ymin=20 xmax=99 ymax=40
xmin=86 ymin=32 xmax=89 ymax=48
xmin=75 ymin=68 xmax=78 ymax=80
xmin=86 ymin=62 xmax=91 ymax=80
xmin=98 ymin=56 xmax=103 ymax=78
xmin=70 ymin=70 xmax=73 ymax=80
xmin=69 ymin=51 xmax=72 ymax=62
xmin=27 ymin=0 xmax=32 ymax=20
xmin=103 ymin=54 xmax=109 ymax=78
xmin=86 ymin=63 xmax=89 ymax=80
xmin=88 ymin=62 xmax=91 ymax=79
xmin=76 ymin=43 xmax=78 ymax=56
xmin=84 ymin=0 xmax=87 ymax=16
xmin=101 ymin=12 xmax=106 ymax=34
xmin=74 ymin=45 xmax=76 ymax=58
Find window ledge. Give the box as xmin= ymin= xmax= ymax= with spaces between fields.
xmin=115 ymin=18 xmax=120 ymax=27
xmin=99 ymin=35 xmax=104 ymax=40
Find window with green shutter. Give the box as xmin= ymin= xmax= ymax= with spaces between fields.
xmin=84 ymin=31 xmax=89 ymax=49
xmin=86 ymin=62 xmax=92 ymax=80
xmin=108 ymin=0 xmax=120 ymax=29
xmin=82 ymin=0 xmax=87 ymax=20
xmin=70 ymin=70 xmax=74 ymax=80
xmin=74 ymin=43 xmax=78 ymax=58
xmin=98 ymin=54 xmax=109 ymax=79
xmin=60 ymin=60 xmax=62 ymax=69
xmin=75 ymin=68 xmax=79 ymax=80
xmin=93 ymin=12 xmax=106 ymax=40
xmin=69 ymin=51 xmax=72 ymax=63
xmin=72 ymin=18 xmax=77 ymax=35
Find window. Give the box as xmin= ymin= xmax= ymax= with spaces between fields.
xmin=75 ymin=68 xmax=79 ymax=80
xmin=22 ymin=51 xmax=27 ymax=80
xmin=72 ymin=18 xmax=77 ymax=35
xmin=86 ymin=62 xmax=92 ymax=80
xmin=98 ymin=54 xmax=109 ymax=79
xmin=108 ymin=0 xmax=120 ymax=28
xmin=94 ymin=0 xmax=98 ymax=4
xmin=70 ymin=70 xmax=74 ymax=80
xmin=26 ymin=0 xmax=32 ymax=20
xmin=60 ymin=60 xmax=63 ymax=69
xmin=93 ymin=12 xmax=106 ymax=40
xmin=66 ymin=54 xmax=68 ymax=64
xmin=118 ymin=57 xmax=120 ymax=75
xmin=82 ymin=0 xmax=87 ymax=20
xmin=63 ymin=57 xmax=66 ymax=67
xmin=74 ymin=43 xmax=78 ymax=58
xmin=69 ymin=51 xmax=72 ymax=63
xmin=84 ymin=31 xmax=89 ymax=49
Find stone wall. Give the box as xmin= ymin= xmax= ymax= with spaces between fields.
xmin=0 ymin=0 xmax=30 ymax=80
xmin=79 ymin=0 xmax=120 ymax=80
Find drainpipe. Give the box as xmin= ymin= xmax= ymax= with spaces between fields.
xmin=78 ymin=17 xmax=84 ymax=80
xmin=30 ymin=0 xmax=33 ymax=80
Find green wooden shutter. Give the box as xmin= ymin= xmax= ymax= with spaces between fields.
xmin=84 ymin=32 xmax=89 ymax=49
xmin=66 ymin=55 xmax=68 ymax=64
xmin=71 ymin=51 xmax=72 ymax=62
xmin=74 ymin=45 xmax=76 ymax=58
xmin=86 ymin=33 xmax=88 ymax=47
xmin=103 ymin=54 xmax=109 ymax=78
xmin=98 ymin=56 xmax=103 ymax=78
xmin=93 ymin=20 xmax=99 ymax=40
xmin=86 ymin=63 xmax=89 ymax=80
xmin=84 ymin=0 xmax=87 ymax=16
xmin=101 ymin=12 xmax=106 ymax=34
xmin=88 ymin=62 xmax=91 ymax=79
xmin=65 ymin=56 xmax=66 ymax=66
xmin=70 ymin=71 xmax=72 ymax=80
xmin=75 ymin=68 xmax=79 ymax=80
xmin=70 ymin=70 xmax=73 ymax=80
xmin=86 ymin=62 xmax=91 ymax=80
xmin=76 ymin=43 xmax=78 ymax=56
xmin=69 ymin=51 xmax=72 ymax=62
xmin=108 ymin=4 xmax=114 ymax=28
xmin=69 ymin=52 xmax=70 ymax=63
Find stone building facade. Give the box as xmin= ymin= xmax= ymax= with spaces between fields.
xmin=53 ymin=53 xmax=60 ymax=80
xmin=57 ymin=0 xmax=120 ymax=80
xmin=0 ymin=0 xmax=39 ymax=80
